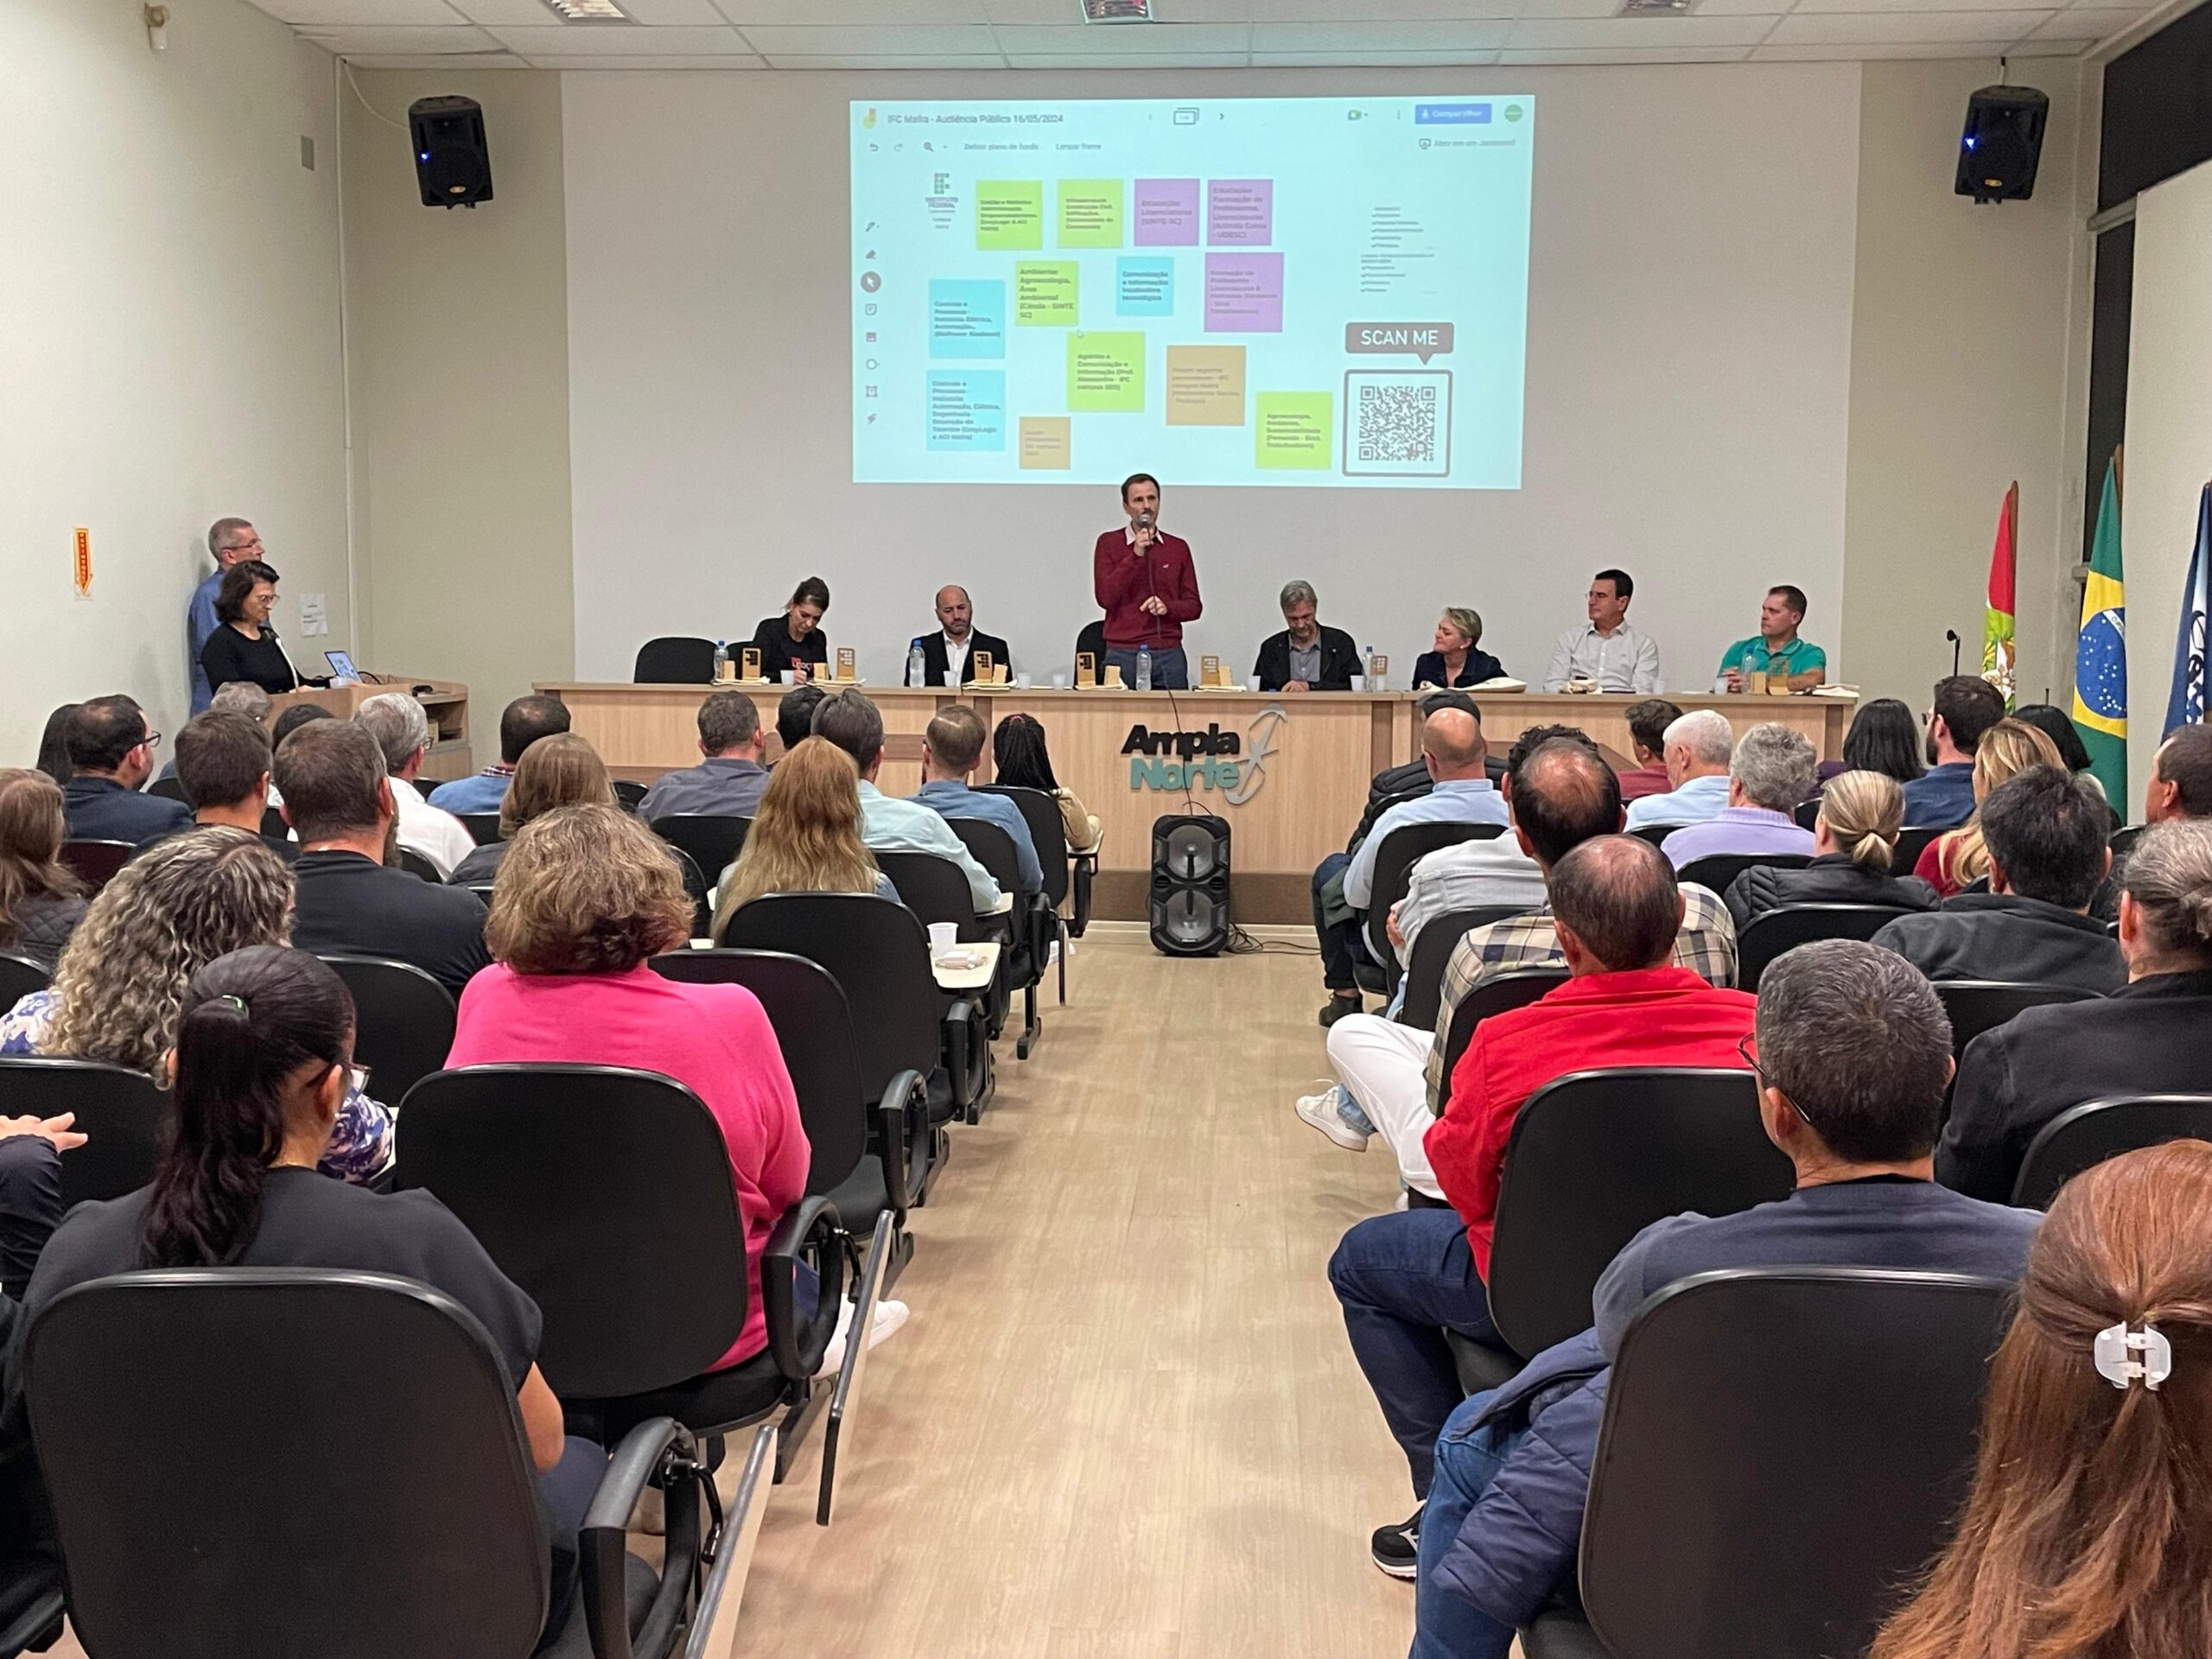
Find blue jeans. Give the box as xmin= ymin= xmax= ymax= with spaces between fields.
xmin=537 ymin=1435 xmax=609 ymax=1646
xmin=1103 ymin=645 xmax=1188 ymax=690
xmin=1410 ymin=1397 xmax=1524 ymax=1659
xmin=1311 ymin=850 xmax=1368 ymax=993
xmin=1328 ymin=1206 xmax=1505 ymax=1498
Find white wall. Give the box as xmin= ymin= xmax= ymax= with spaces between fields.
xmin=562 ymin=65 xmax=1861 ymax=691
xmin=0 ymin=0 xmax=347 ymax=762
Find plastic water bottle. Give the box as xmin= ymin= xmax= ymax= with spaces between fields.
xmin=1740 ymin=645 xmax=1764 ymax=695
xmin=712 ymin=639 xmax=728 ymax=682
xmin=1136 ymin=643 xmax=1153 ymax=692
xmin=1363 ymin=644 xmax=1382 ymax=688
xmin=907 ymin=639 xmax=926 ymax=689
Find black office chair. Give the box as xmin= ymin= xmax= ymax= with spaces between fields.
xmin=1891 ymin=824 xmax=1946 ymax=873
xmin=652 ymin=948 xmax=919 ymax=1288
xmin=1735 ymin=903 xmax=1915 ymax=994
xmin=1934 ymin=980 xmax=2102 ymax=1059
xmin=612 ymin=779 xmax=650 ymax=815
xmin=145 ymin=776 xmax=188 ymax=804
xmin=319 ymin=955 xmax=458 ymax=1104
xmin=393 ymin=846 xmax=443 ymax=882
xmin=1397 ymin=906 xmax=1530 ymax=1033
xmin=0 ymin=952 xmax=48 ymax=1009
xmin=1522 ymin=1268 xmax=2012 ymax=1659
xmin=2011 ymin=1093 xmax=2212 ymax=1208
xmin=397 ymin=1064 xmax=886 ymax=1526
xmin=1627 ymin=825 xmax=1674 ymax=849
xmin=1436 ymin=969 xmax=1572 ymax=1097
xmin=58 ymin=839 xmax=133 ymax=893
xmin=1074 ymin=620 xmax=1107 ymax=679
xmin=26 ymin=1268 xmax=770 ymax=1659
xmin=1674 ymin=851 xmax=1811 ymax=893
xmin=259 ymin=806 xmax=289 ymax=839
xmin=1358 ymin=822 xmax=1504 ymax=997
xmin=664 ymin=842 xmax=712 ymax=940
xmin=948 ymin=817 xmax=1048 ymax=1058
xmin=2109 ymin=823 xmax=2146 ymax=858
xmin=1790 ymin=797 xmax=1821 ymax=830
xmin=979 ymin=783 xmax=1078 ymax=1000
xmin=633 ymin=637 xmax=718 ymax=684
xmin=0 ymin=1057 xmax=168 ymax=1214
xmin=458 ymin=812 xmax=504 ymax=847
xmin=651 ymin=815 xmax=752 ymax=898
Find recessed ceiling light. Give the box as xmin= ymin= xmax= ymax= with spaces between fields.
xmin=1082 ymin=0 xmax=1156 ymax=20
xmin=540 ymin=0 xmax=631 ymax=19
xmin=1618 ymin=0 xmax=1693 ymax=11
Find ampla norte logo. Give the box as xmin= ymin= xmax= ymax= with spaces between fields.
xmin=1122 ymin=705 xmax=1286 ymax=807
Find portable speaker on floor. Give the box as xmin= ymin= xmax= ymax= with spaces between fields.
xmin=1149 ymin=812 xmax=1230 ymax=957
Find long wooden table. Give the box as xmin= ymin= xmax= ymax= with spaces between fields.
xmin=537 ymin=683 xmax=1854 ymax=923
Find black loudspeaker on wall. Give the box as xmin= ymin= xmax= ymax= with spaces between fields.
xmin=1955 ymin=84 xmax=2048 ymax=204
xmin=410 ymin=95 xmax=493 ymax=209
xmin=1149 ymin=813 xmax=1230 ymax=958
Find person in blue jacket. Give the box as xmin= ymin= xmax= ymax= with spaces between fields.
xmin=1409 ymin=940 xmax=2042 ymax=1659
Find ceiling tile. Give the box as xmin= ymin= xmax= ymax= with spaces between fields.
xmin=716 ymin=0 xmax=991 ymax=19
xmin=2006 ymin=32 xmax=2094 ymax=48
xmin=257 ymin=0 xmax=464 ymax=22
xmin=1249 ymin=0 xmax=1509 ymax=14
xmin=484 ymin=20 xmax=747 ymax=48
xmin=1503 ymin=14 xmax=1775 ymax=45
xmin=1512 ymin=0 xmax=1638 ymax=16
xmin=978 ymin=0 xmax=1082 ymax=21
xmin=609 ymin=0 xmax=729 ymax=22
xmin=1793 ymin=0 xmax=2050 ymax=15
xmin=761 ymin=52 xmax=1011 ymax=65
xmin=1751 ymin=37 xmax=2009 ymax=52
xmin=446 ymin=0 xmax=557 ymax=23
xmin=1249 ymin=19 xmax=1512 ymax=48
xmin=1765 ymin=8 xmax=2049 ymax=39
xmin=736 ymin=22 xmax=1001 ymax=50
xmin=1151 ymin=0 xmax=1258 ymax=18
xmin=2029 ymin=4 xmax=2143 ymax=34
xmin=1251 ymin=46 xmax=1503 ymax=60
xmin=524 ymin=50 xmax=767 ymax=62
xmin=343 ymin=50 xmax=531 ymax=65
xmin=296 ymin=22 xmax=504 ymax=49
xmin=1496 ymin=41 xmax=1753 ymax=58
xmin=1685 ymin=0 xmax=1795 ymax=14
xmin=990 ymin=21 xmax=1252 ymax=49
xmin=1001 ymin=49 xmax=1255 ymax=62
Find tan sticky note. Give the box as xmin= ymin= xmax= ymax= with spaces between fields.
xmin=1019 ymin=416 xmax=1071 ymax=470
xmin=1165 ymin=345 xmax=1246 ymax=428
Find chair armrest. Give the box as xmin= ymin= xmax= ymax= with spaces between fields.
xmin=683 ymin=1423 xmax=778 ymax=1659
xmin=582 ymin=1416 xmax=702 ymax=1659
xmin=1070 ymin=854 xmax=1095 ymax=937
xmin=874 ymin=1068 xmax=924 ymax=1219
xmin=940 ymin=997 xmax=978 ymax=1109
xmin=762 ymin=1195 xmax=844 ymax=1382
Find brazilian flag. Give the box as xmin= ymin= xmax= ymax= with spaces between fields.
xmin=2072 ymin=456 xmax=2127 ymax=804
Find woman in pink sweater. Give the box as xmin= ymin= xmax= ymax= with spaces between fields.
xmin=446 ymin=802 xmax=808 ymax=1369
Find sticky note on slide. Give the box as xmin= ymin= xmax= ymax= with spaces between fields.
xmin=1067 ymin=332 xmax=1146 ymax=413
xmin=1207 ymin=179 xmax=1274 ymax=245
xmin=1058 ymin=180 xmax=1124 ymax=248
xmin=1015 ymin=262 xmax=1078 ymax=327
xmin=1020 ymin=416 xmax=1072 ymax=469
xmin=1134 ymin=179 xmax=1200 ymax=246
xmin=1166 ymin=346 xmax=1245 ymax=427
xmin=1116 ymin=258 xmax=1174 ymax=318
xmin=977 ymin=181 xmax=1044 ymax=251
xmin=1206 ymin=253 xmax=1285 ymax=334
xmin=929 ymin=280 xmax=1006 ymax=359
xmin=927 ymin=372 xmax=1007 ymax=452
xmin=1256 ymin=391 xmax=1332 ymax=469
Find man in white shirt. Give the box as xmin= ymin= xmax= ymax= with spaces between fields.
xmin=1622 ymin=708 xmax=1735 ymax=831
xmin=812 ymin=688 xmax=1003 ymax=912
xmin=906 ymin=586 xmax=1013 ymax=687
xmin=1541 ymin=569 xmax=1662 ymax=694
xmin=353 ymin=691 xmax=476 ymax=879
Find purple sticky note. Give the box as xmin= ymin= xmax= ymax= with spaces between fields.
xmin=1205 ymin=252 xmax=1283 ymax=334
xmin=1207 ymin=179 xmax=1274 ymax=246
xmin=1134 ymin=178 xmax=1200 ymax=247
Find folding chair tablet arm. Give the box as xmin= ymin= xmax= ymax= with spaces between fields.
xmin=760 ymin=1196 xmax=846 ymax=1382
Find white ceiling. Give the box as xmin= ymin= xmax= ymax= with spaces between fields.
xmin=245 ymin=0 xmax=2157 ymax=68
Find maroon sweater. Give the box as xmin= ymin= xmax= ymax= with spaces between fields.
xmin=1093 ymin=527 xmax=1203 ymax=650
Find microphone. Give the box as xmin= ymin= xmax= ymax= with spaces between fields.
xmin=1944 ymin=629 xmax=1961 ymax=677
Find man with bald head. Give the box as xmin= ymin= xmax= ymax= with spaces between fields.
xmin=906 ymin=585 xmax=1013 ymax=687
xmin=188 ymin=516 xmax=267 ymax=713
xmin=1315 ymin=705 xmax=1510 ymax=1025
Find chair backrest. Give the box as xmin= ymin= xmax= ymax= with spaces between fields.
xmin=2108 ymin=822 xmax=2145 ymax=857
xmin=1891 ymin=824 xmax=1945 ymax=872
xmin=1580 ymin=1268 xmax=2012 ymax=1659
xmin=1737 ymin=903 xmax=1915 ymax=994
xmin=1397 ymin=906 xmax=1531 ymax=1032
xmin=1439 ymin=968 xmax=1571 ymax=1091
xmin=1488 ymin=1068 xmax=1789 ymax=1357
xmin=611 ymin=778 xmax=649 ymax=814
xmin=396 ymin=1064 xmax=747 ymax=1400
xmin=456 ymin=812 xmax=503 ymax=847
xmin=2012 ymin=1093 xmax=2212 ymax=1208
xmin=1363 ymin=821 xmax=1503 ymax=969
xmin=1791 ymin=797 xmax=1821 ymax=830
xmin=145 ymin=776 xmax=188 ymax=804
xmin=392 ymin=846 xmax=442 ymax=883
xmin=27 ymin=1269 xmax=548 ymax=1659
xmin=0 ymin=953 xmax=49 ymax=1009
xmin=977 ymin=785 xmax=1071 ymax=908
xmin=1628 ymin=824 xmax=1674 ymax=849
xmin=317 ymin=955 xmax=458 ymax=1104
xmin=717 ymin=893 xmax=944 ymax=1104
xmin=1075 ymin=620 xmax=1107 ymax=674
xmin=651 ymin=814 xmax=752 ymax=893
xmin=947 ymin=817 xmax=1023 ymax=906
xmin=1935 ymin=979 xmax=2102 ymax=1058
xmin=0 ymin=1058 xmax=168 ymax=1211
xmin=633 ymin=636 xmax=717 ymax=684
xmin=664 ymin=842 xmax=711 ymax=938
xmin=1675 ymin=851 xmax=1812 ymax=893
xmin=58 ymin=840 xmax=133 ymax=893
xmin=649 ymin=950 xmax=868 ymax=1197
xmin=875 ymin=850 xmax=984 ymax=940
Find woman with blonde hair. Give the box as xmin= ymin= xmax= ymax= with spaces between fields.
xmin=0 ymin=827 xmax=393 ymax=1183
xmin=1723 ymin=768 xmax=1940 ymax=930
xmin=712 ymin=736 xmax=895 ymax=936
xmin=0 ymin=770 xmax=86 ymax=972
xmin=1871 ymin=1139 xmax=2212 ymax=1659
xmin=1412 ymin=608 xmax=1506 ymax=690
xmin=1915 ymin=718 xmax=2064 ymax=897
xmin=448 ymin=731 xmax=613 ymax=888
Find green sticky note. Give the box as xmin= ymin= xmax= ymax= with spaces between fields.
xmin=976 ymin=181 xmax=1044 ymax=251
xmin=1067 ymin=332 xmax=1146 ymax=413
xmin=1255 ymin=391 xmax=1333 ymax=470
xmin=1015 ymin=262 xmax=1079 ymax=327
xmin=1058 ymin=179 xmax=1124 ymax=249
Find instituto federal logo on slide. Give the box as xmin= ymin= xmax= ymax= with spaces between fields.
xmin=1122 ymin=705 xmax=1286 ymax=805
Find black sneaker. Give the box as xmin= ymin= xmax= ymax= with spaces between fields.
xmin=1370 ymin=1508 xmax=1421 ymax=1579
xmin=1318 ymin=994 xmax=1363 ymax=1028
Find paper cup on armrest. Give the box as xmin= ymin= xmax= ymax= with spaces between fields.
xmin=928 ymin=922 xmax=958 ymax=957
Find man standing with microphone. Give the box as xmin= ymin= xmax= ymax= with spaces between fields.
xmin=1093 ymin=473 xmax=1201 ymax=690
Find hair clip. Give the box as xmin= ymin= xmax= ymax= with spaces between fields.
xmin=2094 ymin=1321 xmax=2173 ymax=1392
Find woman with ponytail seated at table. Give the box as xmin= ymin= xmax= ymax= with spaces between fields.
xmin=1722 ymin=769 xmax=1940 ymax=931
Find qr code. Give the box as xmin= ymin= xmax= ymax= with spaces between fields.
xmin=1343 ymin=371 xmax=1452 ymax=477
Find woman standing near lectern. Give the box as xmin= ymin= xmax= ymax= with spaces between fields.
xmin=198 ymin=560 xmax=315 ymax=696
xmin=748 ymin=576 xmax=832 ymax=682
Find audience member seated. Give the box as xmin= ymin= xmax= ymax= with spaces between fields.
xmin=639 ymin=690 xmax=769 ymax=823
xmin=449 ymin=804 xmax=901 ymax=1367
xmin=1413 ymin=609 xmax=1506 ymax=690
xmin=0 ymin=772 xmax=86 ymax=975
xmin=1613 ymin=699 xmax=1682 ymax=802
xmin=162 ymin=711 xmax=296 ymax=864
xmin=1874 ymin=766 xmax=2124 ymax=994
xmin=33 ymin=706 xmax=75 ymax=790
xmin=1939 ymin=818 xmax=2212 ymax=1202
xmin=356 ymin=692 xmax=474 ymax=879
xmin=1902 ymin=675 xmax=2007 ymax=830
xmin=1314 ymin=706 xmax=1510 ymax=1026
xmin=713 ymin=738 xmax=899 ymax=936
xmin=991 ymin=712 xmax=1101 ymax=855
xmin=811 ymin=690 xmax=1001 ymax=913
xmin=2011 ymin=702 xmax=2108 ymax=806
xmin=1724 ymin=768 xmax=1938 ymax=931
xmin=22 ymin=944 xmax=600 ymax=1620
xmin=774 ymin=682 xmax=827 ymax=760
xmin=270 ymin=702 xmax=334 ymax=748
xmin=2142 ymin=721 xmax=2212 ymax=827
xmin=1330 ymin=835 xmax=1758 ymax=1580
xmin=1914 ymin=718 xmax=2063 ymax=897
xmin=1343 ymin=691 xmax=1486 ymax=860
xmin=58 ymin=696 xmax=190 ymax=843
xmin=1870 ymin=1141 xmax=2212 ymax=1659
xmin=1835 ymin=696 xmax=1928 ymax=788
xmin=155 ymin=682 xmax=270 ymax=786
xmin=1659 ymin=721 xmax=1817 ymax=869
xmin=427 ymin=695 xmax=571 ymax=815
xmin=449 ymin=733 xmax=613 ymax=889
xmin=1412 ymin=942 xmax=2040 ymax=1655
xmin=913 ymin=706 xmax=1042 ymax=896
xmin=0 ymin=830 xmax=391 ymax=1182
xmin=1621 ymin=709 xmax=1733 ymax=832
xmin=276 ymin=721 xmax=492 ymax=997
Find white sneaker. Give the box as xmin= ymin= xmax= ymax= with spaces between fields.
xmin=815 ymin=1295 xmax=911 ymax=1378
xmin=1296 ymin=1086 xmax=1369 ymax=1152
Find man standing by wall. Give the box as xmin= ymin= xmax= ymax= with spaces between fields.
xmin=1093 ymin=473 xmax=1200 ymax=690
xmin=188 ymin=518 xmax=264 ymax=714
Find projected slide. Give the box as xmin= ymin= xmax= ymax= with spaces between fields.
xmin=849 ymin=96 xmax=1534 ymax=490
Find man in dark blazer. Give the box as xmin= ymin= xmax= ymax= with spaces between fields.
xmin=60 ymin=696 xmax=192 ymax=844
xmin=906 ymin=585 xmax=1011 ymax=687
xmin=1255 ymin=580 xmax=1361 ymax=693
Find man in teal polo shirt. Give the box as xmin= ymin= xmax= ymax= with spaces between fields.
xmin=1715 ymin=585 xmax=1827 ymax=692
